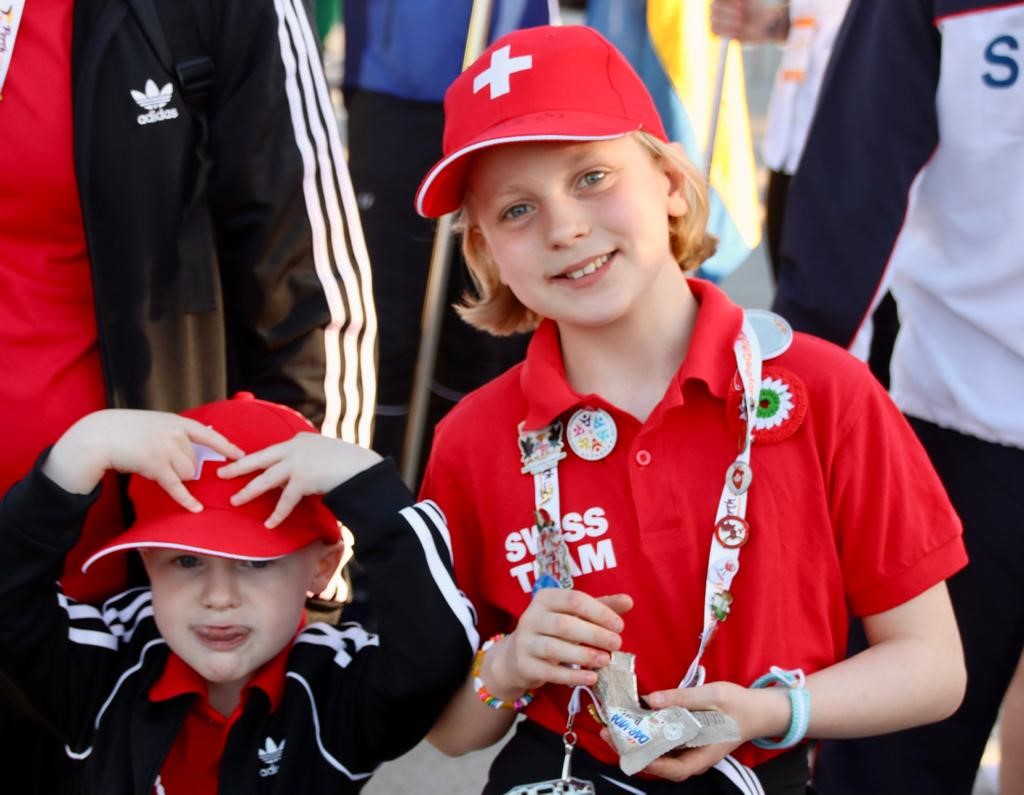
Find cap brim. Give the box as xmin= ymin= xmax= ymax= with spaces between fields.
xmin=415 ymin=111 xmax=647 ymax=218
xmin=82 ymin=508 xmax=333 ymax=573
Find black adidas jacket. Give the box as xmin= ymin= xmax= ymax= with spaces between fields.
xmin=70 ymin=0 xmax=376 ymax=441
xmin=0 ymin=458 xmax=476 ymax=794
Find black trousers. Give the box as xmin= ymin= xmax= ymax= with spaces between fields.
xmin=813 ymin=418 xmax=1024 ymax=795
xmin=485 ymin=720 xmax=812 ymax=795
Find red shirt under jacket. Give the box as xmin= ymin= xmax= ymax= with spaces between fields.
xmin=0 ymin=0 xmax=124 ymax=601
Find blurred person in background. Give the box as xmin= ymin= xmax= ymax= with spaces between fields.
xmin=342 ymin=0 xmax=554 ymax=480
xmin=772 ymin=1 xmax=1024 ymax=792
xmin=0 ymin=0 xmax=375 ymax=791
xmin=709 ymin=0 xmax=850 ymax=280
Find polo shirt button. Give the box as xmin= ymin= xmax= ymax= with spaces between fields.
xmin=635 ymin=449 xmax=652 ymax=466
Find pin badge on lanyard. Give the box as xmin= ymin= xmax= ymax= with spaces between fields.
xmin=513 ymin=422 xmax=596 ymax=795
xmin=518 ymin=421 xmax=574 ymax=594
xmin=510 ymin=313 xmax=779 ymax=787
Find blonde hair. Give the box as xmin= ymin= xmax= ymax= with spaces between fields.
xmin=454 ymin=131 xmax=718 ymax=336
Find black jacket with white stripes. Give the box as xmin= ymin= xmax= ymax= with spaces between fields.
xmin=0 ymin=457 xmax=476 ymax=794
xmin=70 ymin=0 xmax=376 ymax=442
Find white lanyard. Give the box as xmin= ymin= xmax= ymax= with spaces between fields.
xmin=0 ymin=0 xmax=27 ymax=101
xmin=520 ymin=316 xmax=773 ymax=793
xmin=518 ymin=419 xmax=573 ymax=592
xmin=521 ymin=317 xmax=763 ymax=684
xmin=680 ymin=316 xmax=761 ymax=688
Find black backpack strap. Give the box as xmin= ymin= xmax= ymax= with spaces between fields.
xmin=154 ymin=0 xmax=218 ymax=312
xmin=154 ymin=0 xmax=215 ymax=111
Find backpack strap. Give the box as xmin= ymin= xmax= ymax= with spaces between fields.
xmin=154 ymin=0 xmax=218 ymax=311
xmin=154 ymin=0 xmax=215 ymax=111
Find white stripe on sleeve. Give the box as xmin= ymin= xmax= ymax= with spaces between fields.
xmin=399 ymin=505 xmax=479 ymax=653
xmin=274 ymin=0 xmax=377 ymax=445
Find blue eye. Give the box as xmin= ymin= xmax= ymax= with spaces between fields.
xmin=174 ymin=555 xmax=201 ymax=569
xmin=502 ymin=203 xmax=530 ymax=220
xmin=580 ymin=170 xmax=605 ymax=187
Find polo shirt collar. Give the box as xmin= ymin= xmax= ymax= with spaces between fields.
xmin=149 ymin=639 xmax=292 ymax=714
xmin=520 ymin=278 xmax=743 ymax=429
xmin=676 ymin=278 xmax=745 ymax=400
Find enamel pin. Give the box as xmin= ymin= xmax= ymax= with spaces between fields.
xmin=519 ymin=420 xmax=567 ymax=475
xmin=532 ymin=508 xmax=574 ymax=592
xmin=566 ymin=407 xmax=617 ymax=461
xmin=726 ymin=461 xmax=752 ymax=495
xmin=714 ymin=515 xmax=750 ymax=549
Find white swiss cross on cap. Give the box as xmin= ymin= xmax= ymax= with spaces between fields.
xmin=416 ymin=25 xmax=669 ymax=218
xmin=473 ymin=45 xmax=533 ymax=99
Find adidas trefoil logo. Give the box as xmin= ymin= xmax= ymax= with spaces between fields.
xmin=257 ymin=736 xmax=285 ymax=778
xmin=130 ymin=79 xmax=179 ymax=126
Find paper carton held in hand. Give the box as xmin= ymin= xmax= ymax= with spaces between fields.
xmin=594 ymin=652 xmax=740 ymax=776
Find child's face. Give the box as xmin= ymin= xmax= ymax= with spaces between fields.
xmin=142 ymin=543 xmax=339 ymax=708
xmin=464 ymin=136 xmax=689 ymax=331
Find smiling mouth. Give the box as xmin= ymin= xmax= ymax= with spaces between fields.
xmin=558 ymin=252 xmax=612 ymax=281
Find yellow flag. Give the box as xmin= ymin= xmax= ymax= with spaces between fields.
xmin=591 ymin=0 xmax=762 ymax=279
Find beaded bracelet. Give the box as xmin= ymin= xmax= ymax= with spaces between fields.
xmin=471 ymin=634 xmax=535 ymax=712
xmin=750 ymin=666 xmax=811 ymax=749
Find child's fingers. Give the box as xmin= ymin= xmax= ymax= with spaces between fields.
xmin=596 ymin=593 xmax=634 ymax=617
xmin=264 ymin=482 xmax=305 ymax=529
xmin=643 ymin=684 xmax=725 ymax=711
xmin=643 ymin=688 xmax=691 ymax=710
xmin=157 ymin=474 xmax=203 ymax=513
xmin=636 ymin=744 xmax=727 ymax=782
xmin=535 ymin=588 xmax=627 ymax=633
xmin=597 ymin=728 xmax=730 ymax=781
xmin=228 ymin=461 xmax=290 ymax=506
xmin=521 ymin=657 xmax=599 ymax=689
xmin=169 ymin=444 xmax=199 ymax=482
xmin=522 ymin=631 xmax=613 ymax=671
xmin=533 ymin=610 xmax=622 ymax=656
xmin=216 ymin=441 xmax=290 ymax=479
xmin=183 ymin=419 xmax=245 ymax=460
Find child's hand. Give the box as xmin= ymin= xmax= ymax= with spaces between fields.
xmin=484 ymin=590 xmax=633 ymax=698
xmin=218 ymin=433 xmax=382 ymax=528
xmin=43 ymin=409 xmax=243 ymax=510
xmin=599 ymin=681 xmax=789 ymax=781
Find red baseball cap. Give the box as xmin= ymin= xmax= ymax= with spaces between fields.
xmin=415 ymin=25 xmax=668 ymax=218
xmin=82 ymin=393 xmax=340 ymax=572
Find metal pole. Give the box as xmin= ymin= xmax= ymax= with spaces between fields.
xmin=703 ymin=37 xmax=731 ymax=182
xmin=401 ymin=0 xmax=495 ymax=488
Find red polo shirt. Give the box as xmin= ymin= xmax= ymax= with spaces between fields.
xmin=149 ymin=642 xmax=292 ymax=795
xmin=421 ymin=279 xmax=966 ymax=769
xmin=0 ymin=0 xmax=124 ymax=601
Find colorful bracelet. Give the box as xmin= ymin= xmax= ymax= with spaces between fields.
xmin=750 ymin=666 xmax=811 ymax=749
xmin=471 ymin=634 xmax=535 ymax=712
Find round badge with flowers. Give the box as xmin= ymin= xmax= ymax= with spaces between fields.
xmin=726 ymin=366 xmax=807 ymax=445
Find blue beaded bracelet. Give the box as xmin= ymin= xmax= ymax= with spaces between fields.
xmin=750 ymin=666 xmax=810 ymax=749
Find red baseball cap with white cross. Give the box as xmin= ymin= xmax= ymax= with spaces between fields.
xmin=415 ymin=25 xmax=668 ymax=218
